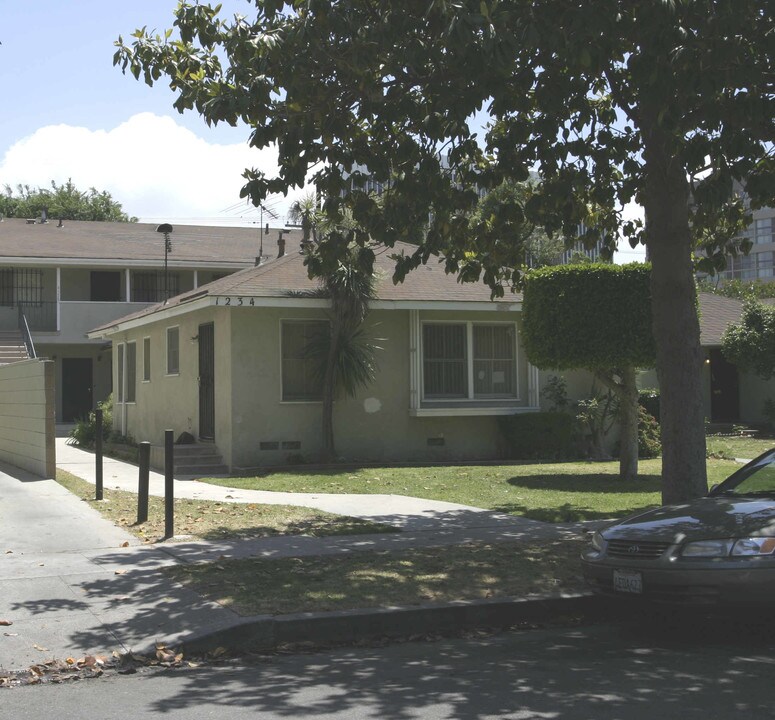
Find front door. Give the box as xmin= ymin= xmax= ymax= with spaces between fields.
xmin=90 ymin=271 xmax=121 ymax=301
xmin=198 ymin=322 xmax=215 ymax=440
xmin=710 ymin=348 xmax=740 ymax=423
xmin=62 ymin=358 xmax=93 ymax=421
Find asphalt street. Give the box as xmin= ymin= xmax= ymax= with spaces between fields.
xmin=4 ymin=616 xmax=775 ymax=719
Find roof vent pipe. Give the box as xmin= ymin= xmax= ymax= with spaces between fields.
xmin=277 ymin=230 xmax=286 ymax=258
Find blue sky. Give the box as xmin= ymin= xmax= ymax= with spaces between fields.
xmin=0 ymin=0 xmax=284 ymax=225
xmin=0 ymin=1 xmax=645 ymax=260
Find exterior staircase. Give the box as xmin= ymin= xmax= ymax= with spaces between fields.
xmin=0 ymin=330 xmax=30 ymax=365
xmin=171 ymin=443 xmax=229 ymax=477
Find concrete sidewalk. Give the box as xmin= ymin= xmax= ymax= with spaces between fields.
xmin=0 ymin=443 xmax=594 ymax=672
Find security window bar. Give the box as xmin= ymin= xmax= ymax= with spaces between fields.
xmin=132 ymin=272 xmax=180 ymax=303
xmin=423 ymin=324 xmax=467 ymax=398
xmin=423 ymin=323 xmax=517 ymax=400
xmin=473 ymin=325 xmax=516 ymax=397
xmin=0 ymin=268 xmax=43 ymax=307
xmin=142 ymin=337 xmax=151 ymax=382
xmin=117 ymin=344 xmax=125 ymax=403
xmin=126 ymin=342 xmax=137 ymax=402
xmin=281 ymin=320 xmax=327 ymax=401
xmin=167 ymin=327 xmax=180 ymax=375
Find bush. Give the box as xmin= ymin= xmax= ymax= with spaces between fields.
xmin=638 ymin=405 xmax=662 ymax=458
xmin=498 ymin=412 xmax=576 ymax=460
xmin=69 ymin=394 xmax=113 ymax=447
xmin=638 ymin=388 xmax=660 ymax=423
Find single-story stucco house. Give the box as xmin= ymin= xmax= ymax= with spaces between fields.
xmin=89 ymin=242 xmax=594 ymax=470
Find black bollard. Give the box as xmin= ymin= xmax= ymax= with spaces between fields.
xmin=137 ymin=441 xmax=150 ymax=524
xmin=95 ymin=408 xmax=103 ymax=501
xmin=164 ymin=429 xmax=174 ymax=539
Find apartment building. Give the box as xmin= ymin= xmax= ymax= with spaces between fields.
xmin=0 ymin=217 xmax=298 ymax=423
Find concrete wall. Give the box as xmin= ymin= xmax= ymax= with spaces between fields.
xmin=0 ymin=359 xmax=55 ymax=477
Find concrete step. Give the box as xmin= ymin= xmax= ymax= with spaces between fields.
xmin=175 ymin=463 xmax=229 ymax=477
xmin=151 ymin=441 xmax=228 ymax=478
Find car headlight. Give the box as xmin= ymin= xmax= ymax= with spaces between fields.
xmin=681 ymin=539 xmax=734 ymax=558
xmin=590 ymin=531 xmax=607 ymax=552
xmin=731 ymin=538 xmax=775 ymax=556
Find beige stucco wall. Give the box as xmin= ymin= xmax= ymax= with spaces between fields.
xmin=116 ymin=306 xmax=233 ymax=454
xmin=0 ymin=359 xmax=55 ymax=477
xmin=227 ymin=306 xmax=531 ymax=468
xmin=113 ymin=303 xmax=544 ymax=468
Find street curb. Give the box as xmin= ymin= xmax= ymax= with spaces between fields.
xmin=174 ymin=592 xmax=602 ymax=656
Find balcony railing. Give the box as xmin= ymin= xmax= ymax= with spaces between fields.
xmin=0 ymin=302 xmax=58 ymax=332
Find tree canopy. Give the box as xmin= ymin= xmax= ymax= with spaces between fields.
xmin=721 ymin=300 xmax=775 ymax=380
xmin=470 ymin=180 xmax=564 ymax=268
xmin=115 ymin=0 xmax=774 ymax=503
xmin=0 ymin=180 xmax=137 ymax=222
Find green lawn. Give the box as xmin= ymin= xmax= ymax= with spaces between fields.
xmin=56 ymin=470 xmax=398 ymax=543
xmin=167 ymin=538 xmax=587 ymax=616
xmin=706 ymin=434 xmax=775 ymax=460
xmin=200 ymin=458 xmax=740 ymax=523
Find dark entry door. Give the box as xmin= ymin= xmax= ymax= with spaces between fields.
xmin=710 ymin=348 xmax=740 ymax=423
xmin=90 ymin=271 xmax=121 ymax=301
xmin=62 ymin=358 xmax=93 ymax=421
xmin=198 ymin=322 xmax=215 ymax=440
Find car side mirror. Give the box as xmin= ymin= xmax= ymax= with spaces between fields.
xmin=708 ymin=483 xmax=719 ymax=496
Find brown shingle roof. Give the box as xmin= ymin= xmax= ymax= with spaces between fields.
xmin=90 ymin=243 xmax=518 ymax=334
xmin=698 ymin=292 xmax=744 ymax=346
xmin=0 ymin=218 xmax=301 ymax=265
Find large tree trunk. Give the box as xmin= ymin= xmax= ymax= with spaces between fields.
xmin=641 ymin=122 xmax=708 ymax=504
xmin=617 ymin=367 xmax=640 ymax=482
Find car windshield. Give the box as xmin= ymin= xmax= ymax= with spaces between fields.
xmin=715 ymin=450 xmax=775 ymax=496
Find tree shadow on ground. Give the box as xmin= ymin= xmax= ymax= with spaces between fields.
xmin=139 ymin=613 xmax=775 ymax=720
xmin=506 ymin=472 xmax=663 ymax=494
xmin=492 ymin=502 xmax=655 ymax=522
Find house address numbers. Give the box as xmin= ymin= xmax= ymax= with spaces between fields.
xmin=214 ymin=297 xmax=257 ymax=306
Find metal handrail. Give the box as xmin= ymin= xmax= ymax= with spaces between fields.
xmin=18 ymin=306 xmax=36 ymax=359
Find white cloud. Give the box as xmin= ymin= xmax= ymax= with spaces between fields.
xmin=0 ymin=113 xmax=299 ymax=224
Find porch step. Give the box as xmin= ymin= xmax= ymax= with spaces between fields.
xmin=0 ymin=331 xmax=29 ymax=365
xmin=151 ymin=442 xmax=228 ymax=477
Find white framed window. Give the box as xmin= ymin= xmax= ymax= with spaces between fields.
xmin=166 ymin=326 xmax=180 ymax=375
xmin=117 ymin=343 xmax=125 ymax=403
xmin=422 ymin=322 xmax=517 ymax=401
xmin=142 ymin=337 xmax=151 ymax=382
xmin=281 ymin=319 xmax=327 ymax=402
xmin=126 ymin=341 xmax=137 ymax=403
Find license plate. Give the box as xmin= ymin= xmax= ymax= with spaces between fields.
xmin=613 ymin=569 xmax=643 ymax=594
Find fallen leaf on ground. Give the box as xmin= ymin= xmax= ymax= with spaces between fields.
xmin=114 ymin=569 xmax=127 ymax=575
xmin=33 ymin=644 xmax=48 ymax=652
xmin=0 ymin=620 xmax=12 ymax=626
xmin=120 ymin=541 xmax=129 ymax=548
xmin=4 ymin=632 xmax=18 ymax=637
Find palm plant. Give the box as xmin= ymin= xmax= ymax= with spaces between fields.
xmin=290 ymin=198 xmax=380 ymax=461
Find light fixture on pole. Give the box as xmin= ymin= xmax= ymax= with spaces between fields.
xmin=156 ymin=223 xmax=173 ymax=302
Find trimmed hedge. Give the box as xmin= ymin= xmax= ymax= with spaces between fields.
xmin=522 ymin=263 xmax=655 ymax=371
xmin=498 ymin=412 xmax=576 ymax=460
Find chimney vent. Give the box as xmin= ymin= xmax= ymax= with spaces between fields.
xmin=277 ymin=231 xmax=286 ymax=258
